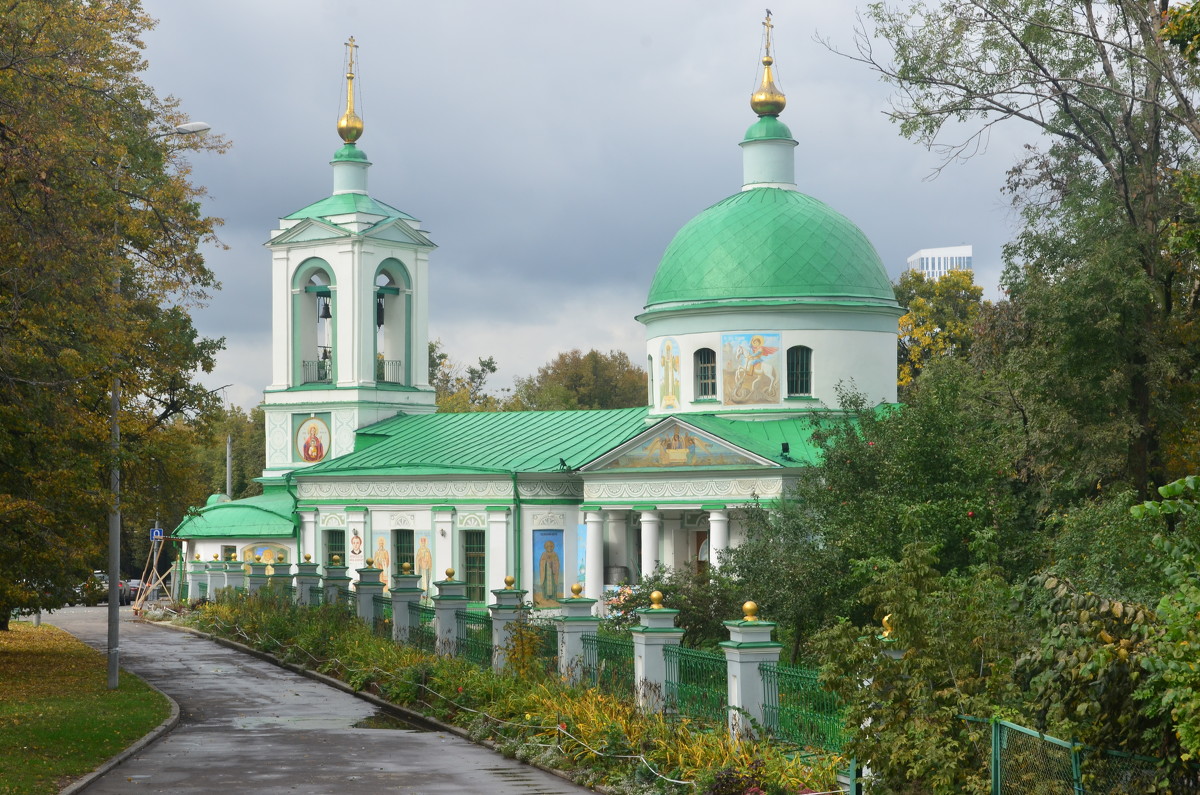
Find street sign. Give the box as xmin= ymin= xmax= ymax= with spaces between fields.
xmin=151 ymin=527 xmax=164 ymax=540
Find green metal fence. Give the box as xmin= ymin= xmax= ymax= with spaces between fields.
xmin=407 ymin=601 xmax=436 ymax=653
xmin=582 ymin=633 xmax=634 ymax=698
xmin=963 ymin=716 xmax=1200 ymax=793
xmin=337 ymin=586 xmax=356 ymax=610
xmin=456 ymin=609 xmax=493 ymax=668
xmin=308 ymin=585 xmax=322 ymax=606
xmin=179 ymin=582 xmax=188 ymax=601
xmin=760 ymin=662 xmax=846 ymax=752
xmin=197 ymin=582 xmax=207 ymax=600
xmin=664 ymin=645 xmax=727 ymax=725
xmin=373 ymin=595 xmax=392 ymax=638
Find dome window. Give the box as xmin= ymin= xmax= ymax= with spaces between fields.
xmin=787 ymin=346 xmax=812 ymax=396
xmin=695 ymin=348 xmax=717 ymax=399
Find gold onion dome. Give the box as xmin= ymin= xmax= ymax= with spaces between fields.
xmin=750 ymin=12 xmax=786 ymax=116
xmin=337 ymin=36 xmax=364 ymax=142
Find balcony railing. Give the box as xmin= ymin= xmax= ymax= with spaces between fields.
xmin=301 ymin=360 xmax=331 ymax=384
xmin=375 ymin=359 xmax=403 ymax=383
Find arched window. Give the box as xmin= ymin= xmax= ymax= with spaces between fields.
xmin=646 ymin=355 xmax=655 ymax=406
xmin=375 ymin=259 xmax=412 ymax=385
xmin=694 ymin=348 xmax=717 ymax=398
xmin=292 ymin=259 xmax=335 ymax=385
xmin=787 ymin=346 xmax=812 ymax=396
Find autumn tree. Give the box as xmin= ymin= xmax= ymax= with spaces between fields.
xmin=0 ymin=1 xmax=225 ymax=627
xmin=894 ymin=269 xmax=986 ymax=388
xmin=428 ymin=339 xmax=499 ymax=413
xmin=504 ymin=349 xmax=646 ymax=411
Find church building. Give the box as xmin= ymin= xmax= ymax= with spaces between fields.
xmin=174 ymin=20 xmax=902 ymax=612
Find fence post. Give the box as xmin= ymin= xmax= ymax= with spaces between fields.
xmin=489 ymin=575 xmax=527 ymax=673
xmin=323 ymin=556 xmax=350 ymax=605
xmin=247 ymin=557 xmax=269 ymax=595
xmin=390 ymin=562 xmax=425 ymax=643
xmin=187 ymin=554 xmax=204 ymax=600
xmin=721 ymin=600 xmax=782 ymax=739
xmin=557 ymin=583 xmax=599 ymax=684
xmin=631 ymin=590 xmax=684 ymax=713
xmin=991 ymin=720 xmax=1002 ymax=794
xmin=224 ymin=556 xmax=246 ymax=592
xmin=206 ymin=555 xmax=225 ymax=594
xmin=356 ymin=561 xmax=384 ymax=625
xmin=433 ymin=568 xmax=468 ymax=656
xmin=294 ymin=554 xmax=321 ymax=606
xmin=269 ymin=554 xmax=291 ymax=591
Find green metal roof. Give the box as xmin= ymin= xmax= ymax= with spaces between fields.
xmin=301 ymin=406 xmax=653 ymax=477
xmin=173 ymin=491 xmax=298 ymax=539
xmin=682 ymin=414 xmax=826 ymax=467
xmin=284 ymin=192 xmax=416 ymax=223
xmin=645 ymin=188 xmax=897 ymax=308
xmin=742 ymin=116 xmax=793 ymax=142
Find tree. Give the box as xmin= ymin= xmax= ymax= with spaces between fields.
xmin=895 ymin=269 xmax=986 ymax=389
xmin=855 ymin=0 xmax=1200 ymax=496
xmin=0 ymin=1 xmax=225 ymax=628
xmin=503 ymin=349 xmax=646 ymax=411
xmin=428 ymin=339 xmax=499 ymax=412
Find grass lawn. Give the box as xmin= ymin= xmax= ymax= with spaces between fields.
xmin=0 ymin=622 xmax=169 ymax=795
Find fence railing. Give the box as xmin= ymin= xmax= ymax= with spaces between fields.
xmin=337 ymin=586 xmax=357 ymax=610
xmin=408 ymin=601 xmax=436 ymax=653
xmin=375 ymin=359 xmax=403 ymax=383
xmin=760 ymin=662 xmax=846 ymax=752
xmin=308 ymin=585 xmax=322 ymax=606
xmin=456 ymin=609 xmax=493 ymax=668
xmin=301 ymin=359 xmax=331 ymax=384
xmin=373 ymin=595 xmax=393 ymax=638
xmin=582 ymin=633 xmax=634 ymax=697
xmin=664 ymin=645 xmax=728 ymax=725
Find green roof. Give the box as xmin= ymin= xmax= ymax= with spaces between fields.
xmin=301 ymin=407 xmax=653 ymax=477
xmin=173 ymin=491 xmax=298 ymax=539
xmin=683 ymin=414 xmax=825 ymax=466
xmin=333 ymin=143 xmax=369 ymax=162
xmin=743 ymin=116 xmax=793 ymax=141
xmin=285 ymin=192 xmax=415 ymax=223
xmin=645 ymin=188 xmax=897 ymax=308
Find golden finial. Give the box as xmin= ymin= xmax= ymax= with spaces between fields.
xmin=882 ymin=614 xmax=894 ymax=638
xmin=445 ymin=567 xmax=456 ymax=580
xmin=571 ymin=583 xmax=583 ymax=597
xmin=332 ymin=555 xmax=342 ymax=565
xmin=649 ymin=590 xmax=664 ymax=609
xmin=194 ymin=554 xmax=200 ymax=561
xmin=255 ymin=555 xmax=262 ymax=563
xmin=401 ymin=561 xmax=412 ymax=574
xmin=304 ymin=553 xmax=312 ymax=562
xmin=504 ymin=575 xmax=515 ymax=589
xmin=337 ymin=36 xmax=364 ymax=143
xmin=750 ymin=11 xmax=787 ymax=116
xmin=743 ymin=600 xmax=760 ymax=621
xmin=366 ymin=557 xmax=374 ymax=567
xmin=212 ymin=554 xmax=219 ymax=560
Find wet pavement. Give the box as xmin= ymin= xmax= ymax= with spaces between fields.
xmin=47 ymin=606 xmax=592 ymax=794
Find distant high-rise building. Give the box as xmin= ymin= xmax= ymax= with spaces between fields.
xmin=906 ymin=245 xmax=973 ymax=280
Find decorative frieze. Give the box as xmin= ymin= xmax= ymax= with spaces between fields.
xmin=583 ymin=477 xmax=784 ymax=502
xmin=388 ymin=512 xmax=416 ymax=528
xmin=532 ymin=511 xmax=566 ymax=529
xmin=458 ymin=512 xmax=486 ymax=528
xmin=298 ymin=479 xmax=512 ymax=500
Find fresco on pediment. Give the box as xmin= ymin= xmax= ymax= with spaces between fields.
xmin=597 ymin=426 xmax=758 ymax=469
xmin=722 ymin=333 xmax=781 ymax=405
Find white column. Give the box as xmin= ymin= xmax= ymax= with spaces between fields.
xmin=487 ymin=509 xmax=510 ymax=593
xmin=708 ymin=509 xmax=729 ymax=569
xmin=584 ymin=511 xmax=605 ymax=604
xmin=298 ymin=510 xmax=317 ymax=565
xmin=639 ymin=510 xmax=661 ymax=579
xmin=434 ymin=509 xmax=454 ymax=580
xmin=607 ymin=510 xmax=628 ymax=577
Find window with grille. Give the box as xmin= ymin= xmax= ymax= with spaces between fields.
xmin=326 ymin=529 xmax=346 ymax=565
xmin=221 ymin=545 xmax=236 ymax=561
xmin=694 ymin=348 xmax=717 ymax=398
xmin=394 ymin=529 xmax=415 ymax=574
xmin=787 ymin=346 xmax=812 ymax=396
xmin=463 ymin=530 xmax=486 ymax=603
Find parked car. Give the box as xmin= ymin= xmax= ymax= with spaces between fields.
xmin=126 ymin=579 xmax=143 ymax=601
xmin=84 ymin=572 xmax=132 ymax=605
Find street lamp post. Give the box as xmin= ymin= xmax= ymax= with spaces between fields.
xmin=107 ymin=121 xmax=211 ymax=690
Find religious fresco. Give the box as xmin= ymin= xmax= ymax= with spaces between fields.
xmin=347 ymin=530 xmax=366 ymax=572
xmin=532 ymin=529 xmax=564 ymax=608
xmin=293 ymin=413 xmax=331 ymax=463
xmin=371 ymin=533 xmax=391 ymax=591
xmin=596 ymin=425 xmax=759 ymax=469
xmin=414 ymin=531 xmax=433 ymax=602
xmin=721 ymin=333 xmax=781 ymax=405
xmin=659 ymin=338 xmax=681 ymax=410
xmin=239 ymin=543 xmax=288 ymax=576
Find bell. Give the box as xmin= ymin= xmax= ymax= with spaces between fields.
xmin=376 ymin=297 xmax=385 ymax=328
xmin=319 ymin=297 xmax=332 ymax=320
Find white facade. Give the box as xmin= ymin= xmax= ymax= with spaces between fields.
xmin=906 ymin=245 xmax=973 ymax=280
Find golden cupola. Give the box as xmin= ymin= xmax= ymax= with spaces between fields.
xmin=750 ymin=12 xmax=786 ymax=117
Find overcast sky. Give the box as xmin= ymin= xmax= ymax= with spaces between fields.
xmin=141 ymin=1 xmax=1028 ymax=410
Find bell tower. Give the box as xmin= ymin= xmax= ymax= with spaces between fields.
xmin=260 ymin=38 xmax=436 ymax=483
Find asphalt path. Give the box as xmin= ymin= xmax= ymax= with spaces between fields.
xmin=47 ymin=606 xmax=592 ymax=794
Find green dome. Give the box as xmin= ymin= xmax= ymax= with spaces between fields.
xmin=645 ymin=188 xmax=895 ymax=307
xmin=743 ymin=116 xmax=793 ymax=141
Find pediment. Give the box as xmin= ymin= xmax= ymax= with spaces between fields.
xmin=268 ymin=217 xmax=350 ymax=246
xmin=364 ymin=218 xmax=435 ymax=248
xmin=580 ymin=417 xmax=777 ymax=472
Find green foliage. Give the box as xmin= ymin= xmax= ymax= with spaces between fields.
xmin=814 ymin=543 xmax=1025 ymax=793
xmin=428 ymin=339 xmax=500 ymax=413
xmin=894 ymin=269 xmax=987 ymax=389
xmin=505 ymin=349 xmax=647 ymax=411
xmin=601 ymin=565 xmax=745 ymax=650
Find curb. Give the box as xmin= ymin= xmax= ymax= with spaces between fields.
xmin=59 ymin=674 xmax=181 ymax=795
xmin=149 ymin=619 xmax=606 ymax=793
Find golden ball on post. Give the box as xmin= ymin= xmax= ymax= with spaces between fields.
xmin=504 ymin=575 xmax=515 ymax=589
xmin=650 ymin=590 xmax=664 ymax=609
xmin=571 ymin=583 xmax=583 ymax=597
xmin=742 ymin=600 xmax=759 ymax=621
xmin=445 ymin=567 xmax=455 ymax=580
